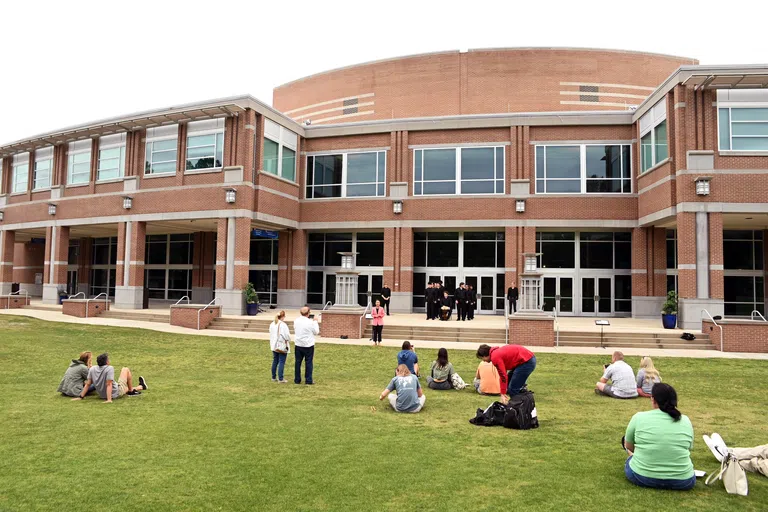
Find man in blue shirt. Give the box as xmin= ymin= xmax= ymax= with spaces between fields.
xmin=397 ymin=341 xmax=420 ymax=377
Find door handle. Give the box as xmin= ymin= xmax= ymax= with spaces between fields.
xmin=594 ymin=295 xmax=599 ymax=301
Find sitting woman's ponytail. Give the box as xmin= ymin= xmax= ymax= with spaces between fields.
xmin=651 ymin=383 xmax=682 ymax=422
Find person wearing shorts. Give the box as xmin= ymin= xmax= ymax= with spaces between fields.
xmin=72 ymin=353 xmax=148 ymax=402
xmin=596 ymin=351 xmax=638 ymax=399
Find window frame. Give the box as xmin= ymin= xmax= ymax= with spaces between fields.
xmin=33 ymin=147 xmax=53 ymax=190
xmin=534 ymin=144 xmax=633 ymax=195
xmin=185 ymin=119 xmax=225 ymax=172
xmin=639 ymin=99 xmax=668 ymax=173
xmin=11 ymin=153 xmax=30 ymax=194
xmin=305 ymin=150 xmax=387 ymax=199
xmin=144 ymin=125 xmax=179 ymax=176
xmin=97 ymin=133 xmax=127 ymax=182
xmin=67 ymin=140 xmax=93 ymax=185
xmin=263 ymin=119 xmax=298 ymax=182
xmin=412 ymin=146 xmax=505 ymax=196
xmin=718 ymin=106 xmax=768 ymax=152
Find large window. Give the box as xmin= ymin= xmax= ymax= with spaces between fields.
xmin=413 ymin=146 xmax=504 ymax=196
xmin=536 ymin=232 xmax=576 ymax=268
xmin=144 ymin=234 xmax=193 ymax=300
xmin=263 ymin=119 xmax=298 ymax=181
xmin=186 ymin=119 xmax=224 ymax=171
xmin=249 ymin=232 xmax=279 ymax=305
xmin=90 ymin=237 xmax=118 ymax=297
xmin=463 ymin=232 xmax=505 ymax=268
xmin=719 ymin=107 xmax=768 ymax=151
xmin=33 ymin=147 xmax=53 ymax=190
xmin=666 ymin=229 xmax=678 ymax=294
xmin=639 ymin=99 xmax=668 ymax=172
xmin=306 ymin=151 xmax=386 ymax=199
xmin=145 ymin=125 xmax=178 ymax=175
xmin=414 ymin=232 xmax=459 ymax=267
xmin=97 ymin=133 xmax=126 ymax=181
xmin=535 ymin=231 xmax=630 ymax=269
xmin=723 ymin=230 xmax=764 ymax=316
xmin=12 ymin=153 xmax=30 ymax=193
xmin=68 ymin=140 xmax=92 ymax=185
xmin=535 ymin=144 xmax=631 ymax=194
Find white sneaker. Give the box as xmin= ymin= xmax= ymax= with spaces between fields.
xmin=703 ymin=434 xmax=727 ymax=462
xmin=712 ymin=433 xmax=731 ymax=455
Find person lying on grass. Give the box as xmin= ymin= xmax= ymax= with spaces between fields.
xmin=380 ymin=364 xmax=426 ymax=413
xmin=57 ymin=351 xmax=94 ymax=397
xmin=71 ymin=352 xmax=147 ymax=403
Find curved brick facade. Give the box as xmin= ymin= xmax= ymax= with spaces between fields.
xmin=273 ymin=48 xmax=697 ymax=124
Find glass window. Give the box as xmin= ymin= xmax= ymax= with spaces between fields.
xmin=250 ymin=238 xmax=276 ymax=265
xmin=639 ymin=101 xmax=668 ymax=173
xmin=356 ymin=232 xmax=384 ymax=267
xmin=97 ymin=134 xmax=126 ymax=181
xmin=264 ymin=139 xmax=279 ymax=174
xmin=145 ymin=125 xmax=178 ymax=175
xmin=281 ymin=147 xmax=296 ymax=182
xmin=306 ymin=154 xmax=343 ymax=198
xmin=33 ymin=148 xmax=53 ymax=190
xmin=719 ymin=107 xmax=768 ymax=151
xmin=585 ymin=145 xmax=631 ymax=193
xmin=307 ymin=151 xmax=385 ymax=198
xmin=641 ymin=132 xmax=653 ymax=173
xmin=654 ymin=121 xmax=668 ymax=162
xmin=347 ymin=152 xmax=385 ymax=197
xmin=415 ymin=146 xmax=504 ymax=196
xmin=67 ymin=140 xmax=92 ymax=185
xmin=614 ymin=275 xmax=632 ymax=313
xmin=306 ymin=271 xmax=324 ymax=304
xmin=537 ymin=145 xmax=631 ymax=194
xmin=263 ymin=119 xmax=298 ymax=181
xmin=724 ymin=276 xmax=764 ymax=316
xmin=460 ymin=147 xmax=502 ymax=194
xmin=666 ymin=229 xmax=677 ymax=269
xmin=186 ymin=130 xmax=224 ymax=170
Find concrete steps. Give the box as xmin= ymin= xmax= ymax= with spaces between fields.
xmin=209 ymin=317 xmax=294 ymax=334
xmin=100 ymin=311 xmax=170 ymax=324
xmin=363 ymin=324 xmax=507 ymax=344
xmin=557 ymin=331 xmax=715 ymax=350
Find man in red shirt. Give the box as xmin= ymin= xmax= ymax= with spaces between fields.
xmin=476 ymin=344 xmax=536 ymax=404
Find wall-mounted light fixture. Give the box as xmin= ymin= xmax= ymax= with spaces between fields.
xmin=695 ymin=176 xmax=712 ymax=196
xmin=0 ymin=210 xmax=4 ymax=222
xmin=516 ymin=199 xmax=526 ymax=213
xmin=225 ymin=188 xmax=236 ymax=204
xmin=48 ymin=203 xmax=57 ymax=216
xmin=123 ymin=196 xmax=133 ymax=210
xmin=393 ymin=200 xmax=403 ymax=214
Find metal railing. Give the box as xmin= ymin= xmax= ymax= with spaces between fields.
xmin=504 ymin=297 xmax=510 ymax=345
xmin=359 ymin=300 xmax=372 ymax=339
xmin=68 ymin=292 xmax=85 ymax=300
xmin=701 ymin=309 xmax=723 ymax=352
xmin=85 ymin=293 xmax=109 ymax=318
xmin=174 ymin=296 xmax=191 ymax=306
xmin=197 ymin=298 xmax=219 ymax=331
xmin=5 ymin=289 xmax=30 ymax=309
xmin=751 ymin=310 xmax=767 ymax=322
xmin=553 ymin=304 xmax=560 ymax=348
xmin=322 ymin=301 xmax=333 ymax=311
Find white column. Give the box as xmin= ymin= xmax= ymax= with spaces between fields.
xmin=226 ymin=217 xmax=235 ymax=289
xmin=695 ymin=212 xmax=709 ymax=299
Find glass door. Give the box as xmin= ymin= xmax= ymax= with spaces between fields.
xmin=464 ymin=275 xmax=496 ymax=314
xmin=543 ymin=276 xmax=573 ymax=315
xmin=581 ymin=277 xmax=612 ymax=315
xmin=66 ymin=271 xmax=78 ymax=296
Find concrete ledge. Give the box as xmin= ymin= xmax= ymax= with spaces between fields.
xmin=214 ymin=289 xmax=244 ymax=316
xmin=0 ymin=295 xmax=31 ymax=309
xmin=114 ymin=286 xmax=144 ymax=310
xmin=170 ymin=304 xmax=222 ymax=330
xmin=62 ymin=299 xmax=110 ymax=318
xmin=679 ymin=298 xmax=723 ymax=330
xmin=703 ymin=319 xmax=768 ymax=353
xmin=389 ymin=292 xmax=412 ymax=313
xmin=632 ymin=296 xmax=665 ymax=319
xmin=42 ymin=284 xmax=63 ymax=305
xmin=277 ymin=289 xmax=304 ymax=308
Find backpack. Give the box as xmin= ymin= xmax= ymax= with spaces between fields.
xmin=469 ymin=402 xmax=507 ymax=427
xmin=450 ymin=372 xmax=467 ymax=390
xmin=502 ymin=391 xmax=539 ymax=430
xmin=681 ymin=332 xmax=696 ymax=341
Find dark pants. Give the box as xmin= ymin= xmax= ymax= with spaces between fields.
xmin=506 ymin=355 xmax=536 ymax=395
xmin=426 ymin=301 xmax=433 ymax=320
xmin=294 ymin=345 xmax=315 ymax=384
xmin=625 ymin=457 xmax=696 ymax=490
xmin=508 ymin=299 xmax=517 ymax=314
xmin=271 ymin=351 xmax=287 ymax=380
xmin=382 ymin=300 xmax=390 ymax=315
xmin=468 ymin=303 xmax=475 ymax=320
xmin=432 ymin=302 xmax=439 ymax=319
xmin=372 ymin=325 xmax=383 ymax=343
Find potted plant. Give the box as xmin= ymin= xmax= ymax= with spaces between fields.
xmin=661 ymin=291 xmax=678 ymax=329
xmin=244 ymin=283 xmax=259 ymax=316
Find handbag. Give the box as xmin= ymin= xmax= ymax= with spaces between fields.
xmin=450 ymin=372 xmax=467 ymax=390
xmin=705 ymin=452 xmax=748 ymax=496
xmin=274 ymin=322 xmax=290 ymax=353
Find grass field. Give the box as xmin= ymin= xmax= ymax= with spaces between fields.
xmin=1 ymin=314 xmax=767 ymax=511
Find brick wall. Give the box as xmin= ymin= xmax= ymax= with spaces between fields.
xmin=319 ymin=311 xmax=368 ymax=339
xmin=702 ymin=320 xmax=768 ymax=353
xmin=170 ymin=305 xmax=222 ymax=330
xmin=62 ymin=299 xmax=109 ymax=318
xmin=508 ymin=315 xmax=555 ymax=347
xmin=0 ymin=295 xmax=30 ymax=308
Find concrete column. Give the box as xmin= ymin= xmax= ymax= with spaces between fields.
xmin=388 ymin=226 xmax=412 ymax=313
xmin=708 ymin=213 xmax=724 ymax=300
xmin=677 ymin=212 xmax=723 ymax=329
xmin=0 ymin=230 xmax=15 ymax=295
xmin=215 ymin=217 xmax=250 ymax=315
xmin=43 ymin=226 xmax=69 ymax=303
xmin=695 ymin=212 xmax=710 ymax=299
xmin=504 ymin=226 xmax=518 ymax=293
xmin=277 ymin=229 xmax=306 ymax=308
xmin=77 ymin=238 xmax=91 ymax=295
xmin=191 ymin=232 xmax=214 ymax=304
xmin=651 ymin=228 xmax=667 ymax=297
xmin=114 ymin=221 xmax=146 ymax=309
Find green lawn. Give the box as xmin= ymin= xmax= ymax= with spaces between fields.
xmin=1 ymin=315 xmax=766 ymax=511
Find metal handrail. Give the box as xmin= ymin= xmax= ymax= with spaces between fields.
xmin=174 ymin=296 xmax=191 ymax=305
xmin=68 ymin=292 xmax=85 ymax=300
xmin=322 ymin=301 xmax=333 ymax=310
xmin=751 ymin=310 xmax=767 ymax=322
xmin=85 ymin=293 xmax=109 ymax=318
xmin=359 ymin=300 xmax=372 ymax=339
xmin=553 ymin=303 xmax=560 ymax=348
xmin=701 ymin=309 xmax=723 ymax=352
xmin=197 ymin=298 xmax=219 ymax=331
xmin=5 ymin=289 xmax=29 ymax=309
xmin=504 ymin=296 xmax=510 ymax=345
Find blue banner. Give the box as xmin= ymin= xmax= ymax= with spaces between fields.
xmin=252 ymin=229 xmax=279 ymax=239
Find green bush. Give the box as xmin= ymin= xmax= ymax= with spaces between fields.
xmin=661 ymin=290 xmax=678 ymax=315
xmin=243 ymin=282 xmax=259 ymax=304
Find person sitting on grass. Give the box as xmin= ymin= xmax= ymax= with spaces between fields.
xmin=595 ymin=351 xmax=638 ymax=399
xmin=57 ymin=351 xmax=94 ymax=397
xmin=380 ymin=364 xmax=426 ymax=413
xmin=623 ymin=383 xmax=695 ymax=490
xmin=473 ymin=360 xmax=501 ymax=396
xmin=426 ymin=348 xmax=454 ymax=390
xmin=636 ymin=356 xmax=662 ymax=398
xmin=397 ymin=341 xmax=420 ymax=377
xmin=71 ymin=353 xmax=147 ymax=402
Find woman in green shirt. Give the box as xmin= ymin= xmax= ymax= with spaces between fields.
xmin=426 ymin=348 xmax=454 ymax=390
xmin=623 ymin=383 xmax=696 ymax=490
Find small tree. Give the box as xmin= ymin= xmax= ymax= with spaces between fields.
xmin=661 ymin=290 xmax=678 ymax=315
xmin=243 ymin=283 xmax=259 ymax=304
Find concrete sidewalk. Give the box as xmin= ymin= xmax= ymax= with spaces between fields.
xmin=3 ymin=308 xmax=768 ymax=360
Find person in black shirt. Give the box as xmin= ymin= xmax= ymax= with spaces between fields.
xmin=507 ymin=285 xmax=519 ymax=314
xmin=430 ymin=283 xmax=440 ymax=320
xmin=454 ymin=283 xmax=466 ymax=321
xmin=381 ymin=284 xmax=392 ymax=315
xmin=425 ymin=283 xmax=434 ymax=320
xmin=467 ymin=284 xmax=476 ymax=320
xmin=439 ymin=290 xmax=453 ymax=320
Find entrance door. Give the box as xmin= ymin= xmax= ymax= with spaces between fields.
xmin=543 ymin=276 xmax=574 ymax=315
xmin=357 ymin=274 xmax=383 ymax=307
xmin=581 ymin=277 xmax=612 ymax=315
xmin=66 ymin=271 xmax=78 ymax=296
xmin=464 ymin=275 xmax=496 ymax=314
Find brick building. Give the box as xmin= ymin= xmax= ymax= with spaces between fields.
xmin=1 ymin=48 xmax=767 ymax=329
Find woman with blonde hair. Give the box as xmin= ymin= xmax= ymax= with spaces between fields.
xmin=57 ymin=351 xmax=93 ymax=397
xmin=269 ymin=310 xmax=291 ymax=383
xmin=636 ymin=356 xmax=662 ymax=398
xmin=379 ymin=364 xmax=426 ymax=413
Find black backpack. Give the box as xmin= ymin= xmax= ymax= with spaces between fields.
xmin=502 ymin=391 xmax=539 ymax=430
xmin=469 ymin=402 xmax=507 ymax=427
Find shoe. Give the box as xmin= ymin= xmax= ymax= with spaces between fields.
xmin=279 ymin=379 xmax=289 ymax=384
xmin=139 ymin=376 xmax=148 ymax=390
xmin=294 ymin=381 xmax=302 ymax=385
xmin=306 ymin=382 xmax=314 ymax=385
xmin=704 ymin=433 xmax=729 ymax=462
xmin=127 ymin=390 xmax=142 ymax=396
xmin=272 ymin=378 xmax=278 ymax=382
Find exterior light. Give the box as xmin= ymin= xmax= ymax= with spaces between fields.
xmin=516 ymin=199 xmax=526 ymax=213
xmin=0 ymin=211 xmax=3 ymax=222
xmin=695 ymin=176 xmax=712 ymax=196
xmin=48 ymin=203 xmax=57 ymax=216
xmin=123 ymin=196 xmax=133 ymax=210
xmin=524 ymin=255 xmax=537 ymax=273
xmin=393 ymin=200 xmax=403 ymax=214
xmin=225 ymin=188 xmax=236 ymax=204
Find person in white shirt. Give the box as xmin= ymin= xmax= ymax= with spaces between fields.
xmin=293 ymin=306 xmax=320 ymax=385
xmin=269 ymin=310 xmax=292 ymax=383
xmin=595 ymin=351 xmax=639 ymax=399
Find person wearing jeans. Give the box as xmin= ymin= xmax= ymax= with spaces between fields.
xmin=269 ymin=310 xmax=291 ymax=383
xmin=476 ymin=344 xmax=536 ymax=405
xmin=293 ymin=306 xmax=319 ymax=385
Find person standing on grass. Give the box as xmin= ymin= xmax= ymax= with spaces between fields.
xmin=293 ymin=306 xmax=319 ymax=385
xmin=371 ymin=299 xmax=385 ymax=346
xmin=379 ymin=364 xmax=426 ymax=413
xmin=595 ymin=351 xmax=638 ymax=399
xmin=426 ymin=348 xmax=454 ymax=390
xmin=476 ymin=344 xmax=536 ymax=404
xmin=57 ymin=351 xmax=93 ymax=397
xmin=71 ymin=353 xmax=147 ymax=402
xmin=397 ymin=341 xmax=420 ymax=377
xmin=269 ymin=310 xmax=291 ymax=383
xmin=380 ymin=283 xmax=392 ymax=315
xmin=623 ymin=383 xmax=695 ymax=490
